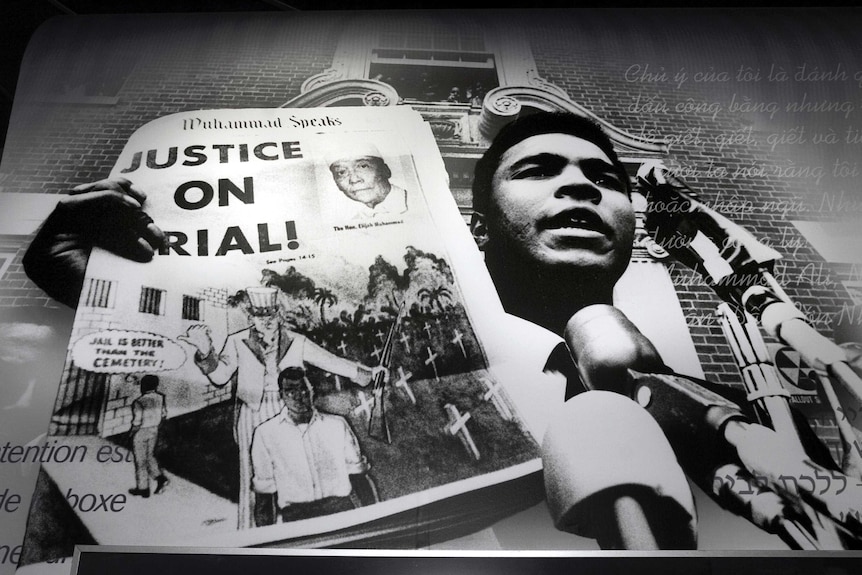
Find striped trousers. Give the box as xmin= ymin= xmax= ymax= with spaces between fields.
xmin=235 ymin=389 xmax=284 ymax=530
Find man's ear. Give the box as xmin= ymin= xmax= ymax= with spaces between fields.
xmin=470 ymin=212 xmax=489 ymax=251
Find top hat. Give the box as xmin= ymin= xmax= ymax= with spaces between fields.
xmin=245 ymin=287 xmax=279 ymax=316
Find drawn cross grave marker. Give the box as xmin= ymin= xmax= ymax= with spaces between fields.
xmin=481 ymin=377 xmax=513 ymax=420
xmin=443 ymin=403 xmax=480 ymax=461
xmin=330 ymin=340 xmax=349 ymax=391
xmin=395 ymin=366 xmax=416 ymax=404
xmin=352 ymin=390 xmax=374 ymax=423
xmin=398 ymin=332 xmax=411 ymax=354
xmin=375 ymin=329 xmax=386 ymax=343
xmin=425 ymin=346 xmax=439 ymax=381
xmin=451 ymin=329 xmax=467 ymax=358
xmin=423 ymin=322 xmax=433 ymax=338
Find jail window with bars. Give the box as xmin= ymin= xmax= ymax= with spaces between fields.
xmin=139 ymin=286 xmax=166 ymax=316
xmin=182 ymin=295 xmax=203 ymax=321
xmin=82 ymin=278 xmax=115 ymax=308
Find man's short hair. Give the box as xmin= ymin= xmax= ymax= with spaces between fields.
xmin=278 ymin=366 xmax=307 ymax=390
xmin=472 ymin=111 xmax=630 ymax=215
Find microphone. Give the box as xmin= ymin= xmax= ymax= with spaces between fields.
xmin=563 ymin=305 xmax=815 ymax=476
xmin=636 ymin=160 xmax=821 ymax=352
xmin=542 ymin=390 xmax=698 ymax=549
xmin=564 ymin=303 xmax=669 ymax=397
xmin=563 ymin=306 xmax=761 ymax=513
xmin=563 ymin=305 xmax=862 ymax=547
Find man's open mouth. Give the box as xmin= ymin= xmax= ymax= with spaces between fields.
xmin=542 ymin=208 xmax=609 ymax=236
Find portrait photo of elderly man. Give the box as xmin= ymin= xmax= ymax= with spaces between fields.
xmin=324 ymin=139 xmax=408 ymax=221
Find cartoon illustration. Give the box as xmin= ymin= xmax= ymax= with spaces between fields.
xmin=178 ymin=286 xmax=384 ymax=529
xmin=128 ymin=374 xmax=169 ymax=498
xmin=251 ymin=366 xmax=377 ymax=525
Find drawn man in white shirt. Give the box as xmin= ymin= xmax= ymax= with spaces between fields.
xmin=179 ymin=286 xmax=383 ymax=529
xmin=251 ymin=365 xmax=374 ymax=525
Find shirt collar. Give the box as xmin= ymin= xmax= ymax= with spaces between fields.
xmin=351 ymin=185 xmax=406 ymax=218
xmin=278 ymin=406 xmax=320 ymax=427
xmin=499 ymin=313 xmax=564 ymax=374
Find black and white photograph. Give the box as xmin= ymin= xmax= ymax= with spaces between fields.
xmin=1 ymin=6 xmax=861 ymax=574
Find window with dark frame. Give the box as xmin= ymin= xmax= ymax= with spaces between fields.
xmin=369 ymin=20 xmax=499 ymax=104
xmin=83 ymin=278 xmax=115 ymax=309
xmin=139 ymin=286 xmax=165 ymax=316
xmin=182 ymin=295 xmax=203 ymax=321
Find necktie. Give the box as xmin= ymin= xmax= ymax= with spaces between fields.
xmin=544 ymin=342 xmax=586 ymax=400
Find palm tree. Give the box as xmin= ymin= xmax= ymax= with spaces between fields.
xmin=313 ymin=287 xmax=338 ymax=324
xmin=418 ymin=285 xmax=452 ymax=313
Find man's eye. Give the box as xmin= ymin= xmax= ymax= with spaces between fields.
xmin=513 ymin=165 xmax=557 ymax=179
xmin=593 ymin=174 xmax=625 ymax=191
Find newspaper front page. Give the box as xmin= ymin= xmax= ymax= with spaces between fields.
xmin=17 ymin=106 xmax=542 ymax=569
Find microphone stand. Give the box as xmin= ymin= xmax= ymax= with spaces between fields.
xmin=715 ymin=301 xmax=847 ymax=549
xmin=636 ymin=161 xmax=862 ymax=547
xmin=758 ymin=267 xmax=862 ymax=409
xmin=716 ymin=302 xmax=801 ymax=447
xmin=740 ymin=273 xmax=862 ymax=477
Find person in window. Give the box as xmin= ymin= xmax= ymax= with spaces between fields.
xmin=467 ymin=81 xmax=486 ymax=107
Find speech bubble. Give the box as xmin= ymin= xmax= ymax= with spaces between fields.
xmin=71 ymin=329 xmax=187 ymax=374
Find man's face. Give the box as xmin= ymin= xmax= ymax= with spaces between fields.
xmin=280 ymin=377 xmax=314 ymax=423
xmin=250 ymin=313 xmax=279 ymax=338
xmin=329 ymin=156 xmax=392 ymax=208
xmin=484 ymin=133 xmax=635 ymax=278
